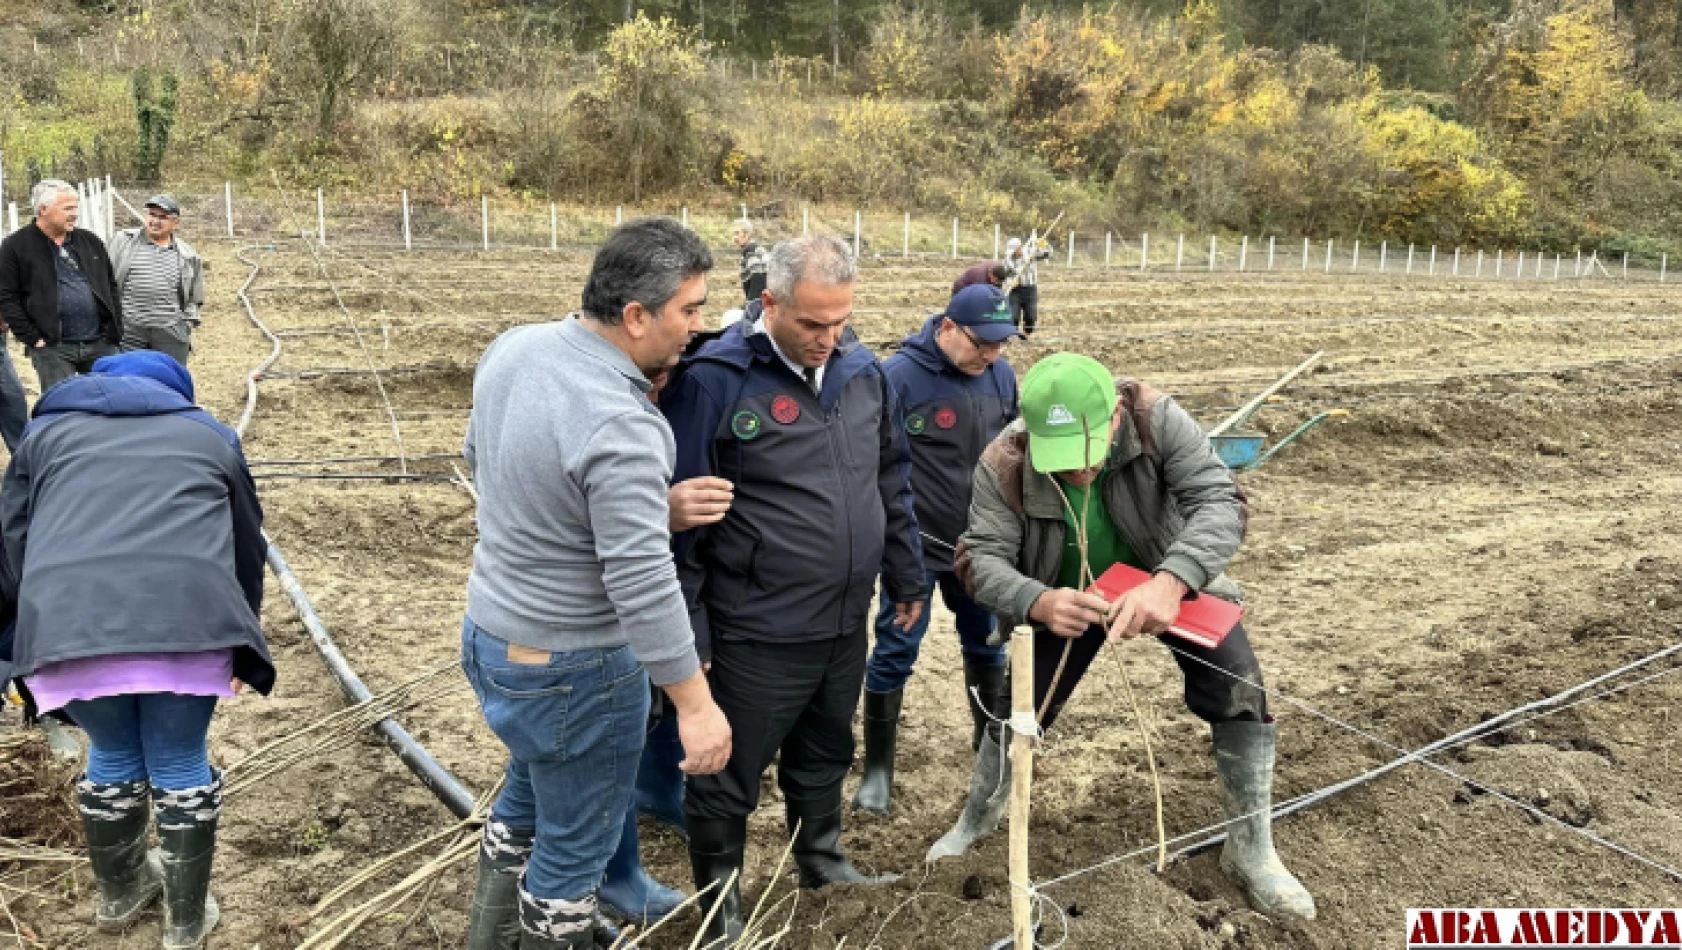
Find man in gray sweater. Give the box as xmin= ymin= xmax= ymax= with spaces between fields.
xmin=460 ymin=217 xmax=732 ymax=950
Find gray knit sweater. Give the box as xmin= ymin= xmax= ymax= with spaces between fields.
xmin=464 ymin=316 xmax=699 ymax=686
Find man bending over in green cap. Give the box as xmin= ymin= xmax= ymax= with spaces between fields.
xmin=925 ymin=351 xmax=1316 ymax=924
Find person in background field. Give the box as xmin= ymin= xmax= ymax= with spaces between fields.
xmin=661 ymin=234 xmax=925 ymax=946
xmin=0 ymin=179 xmax=124 ymax=394
xmin=111 ymin=194 xmax=205 ymax=366
xmin=925 ymin=352 xmax=1316 ymax=925
xmin=733 ymin=220 xmax=768 ymax=305
xmin=853 ymin=284 xmax=1020 ymax=816
xmin=1002 ymin=235 xmax=1052 ymax=336
xmin=0 ymin=351 xmax=273 ymax=950
xmin=950 ymin=262 xmax=1010 ymax=296
xmin=460 ymin=217 xmax=732 ymax=950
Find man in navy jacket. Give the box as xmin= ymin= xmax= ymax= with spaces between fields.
xmin=662 ymin=234 xmax=924 ymax=944
xmin=854 ymin=283 xmax=1020 ymax=816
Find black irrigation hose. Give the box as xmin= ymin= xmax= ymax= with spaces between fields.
xmin=237 ymin=243 xmax=478 ymax=821
xmin=265 ymin=541 xmax=476 ymax=820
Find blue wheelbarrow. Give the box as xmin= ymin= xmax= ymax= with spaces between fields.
xmin=1204 ymin=351 xmax=1344 ymax=471
xmin=1211 ymin=408 xmax=1347 ymax=471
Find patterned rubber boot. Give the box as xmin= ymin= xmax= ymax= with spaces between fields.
xmin=77 ymin=777 xmax=163 ymax=932
xmin=153 ymin=773 xmax=223 ymax=950
xmin=466 ymin=819 xmax=534 ymax=950
xmin=516 ymin=883 xmax=603 ymax=949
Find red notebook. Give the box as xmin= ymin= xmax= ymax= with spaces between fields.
xmin=1090 ymin=564 xmax=1243 ymax=649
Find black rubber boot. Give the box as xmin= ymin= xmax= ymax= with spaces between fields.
xmin=153 ymin=775 xmax=223 ymax=950
xmin=851 ymin=688 xmax=903 ymax=816
xmin=466 ymin=819 xmax=534 ymax=950
xmin=964 ymin=661 xmax=1007 ymax=750
xmin=688 ymin=815 xmax=747 ymax=947
xmin=77 ymin=777 xmax=163 ymax=933
xmin=1212 ymin=721 xmax=1317 ymax=923
xmin=787 ymin=791 xmax=899 ymax=889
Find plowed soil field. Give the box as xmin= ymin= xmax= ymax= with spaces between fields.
xmin=6 ymin=237 xmax=1681 ymax=949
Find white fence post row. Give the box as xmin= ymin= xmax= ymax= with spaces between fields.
xmin=1622 ymin=252 xmax=1629 ymax=280
xmin=1104 ymin=232 xmax=1111 ymax=266
xmin=1429 ymin=246 xmax=1437 ymax=276
xmin=1553 ymin=254 xmax=1561 ymax=280
xmin=1302 ymin=237 xmax=1310 ymax=270
xmin=549 ymin=203 xmax=558 ymax=252
xmin=1238 ymin=235 xmax=1248 ymax=272
xmin=993 ymin=223 xmax=1000 ymax=259
xmin=1141 ymin=232 xmax=1149 ymax=271
xmin=1267 ymin=235 xmax=1275 ymax=270
xmin=1208 ymin=235 xmax=1216 ymax=272
xmin=1663 ymin=255 xmax=1669 ymax=283
xmin=401 ymin=190 xmax=411 ymax=251
xmin=224 ymin=182 xmax=234 ymax=238
xmin=952 ymin=218 xmax=959 ymax=260
xmin=104 ymin=175 xmax=115 ymax=240
xmin=1574 ymin=249 xmax=1582 ymax=277
xmin=852 ymin=210 xmax=860 ymax=257
xmin=681 ymin=206 xmax=689 ymax=227
xmin=1516 ymin=251 xmax=1524 ymax=278
xmin=616 ymin=206 xmax=623 ymax=226
xmin=1176 ymin=234 xmax=1185 ymax=272
xmin=1453 ymin=248 xmax=1461 ymax=276
xmin=1406 ymin=244 xmax=1414 ymax=275
xmin=481 ymin=195 xmax=490 ymax=251
xmin=1324 ymin=239 xmax=1333 ymax=274
xmin=316 ymin=188 xmax=326 ymax=246
xmin=1474 ymin=250 xmax=1483 ymax=278
xmin=1379 ymin=241 xmax=1387 ymax=274
xmin=1351 ymin=240 xmax=1360 ymax=273
xmin=1495 ymin=250 xmax=1504 ymax=278
xmin=903 ymin=212 xmax=910 ymax=258
xmin=1067 ymin=232 xmax=1074 ymax=268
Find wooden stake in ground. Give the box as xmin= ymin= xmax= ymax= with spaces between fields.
xmin=1008 ymin=629 xmax=1036 ymax=949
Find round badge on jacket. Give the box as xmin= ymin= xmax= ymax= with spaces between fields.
xmin=904 ymin=413 xmax=927 ymax=436
xmin=934 ymin=406 xmax=958 ymax=430
xmin=731 ymin=410 xmax=763 ymax=440
xmin=771 ymin=394 xmax=801 ymax=424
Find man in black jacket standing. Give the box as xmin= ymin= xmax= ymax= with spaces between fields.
xmin=662 ymin=234 xmax=925 ymax=945
xmin=0 ymin=180 xmax=124 ymax=394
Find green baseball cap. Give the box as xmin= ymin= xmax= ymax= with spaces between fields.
xmin=1020 ymin=353 xmax=1119 ymax=473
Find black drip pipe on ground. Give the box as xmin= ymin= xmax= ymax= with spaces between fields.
xmin=265 ymin=538 xmax=477 ymax=821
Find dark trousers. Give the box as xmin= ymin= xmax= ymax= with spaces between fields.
xmin=121 ymin=322 xmax=192 ymax=366
xmin=0 ymin=333 xmax=28 ymax=450
xmin=686 ymin=631 xmax=867 ymax=819
xmin=1016 ymin=621 xmax=1268 ymax=733
xmin=29 ymin=340 xmax=118 ymax=394
xmin=1008 ymin=285 xmax=1039 ymax=335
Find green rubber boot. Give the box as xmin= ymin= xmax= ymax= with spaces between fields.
xmin=1212 ymin=721 xmax=1317 ymax=923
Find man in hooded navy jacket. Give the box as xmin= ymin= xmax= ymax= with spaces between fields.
xmin=662 ymin=234 xmax=925 ymax=945
xmin=852 ymin=283 xmax=1020 ymax=816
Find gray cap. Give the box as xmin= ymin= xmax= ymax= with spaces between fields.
xmin=145 ymin=194 xmax=182 ymax=216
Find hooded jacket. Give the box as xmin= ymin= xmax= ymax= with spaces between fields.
xmin=882 ymin=314 xmax=1018 ymax=571
xmin=0 ymin=352 xmax=273 ymax=693
xmin=663 ymin=302 xmax=924 ymax=658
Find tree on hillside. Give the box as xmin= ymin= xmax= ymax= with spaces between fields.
xmin=570 ymin=14 xmax=709 ymax=201
xmin=296 ymin=0 xmax=399 ymax=137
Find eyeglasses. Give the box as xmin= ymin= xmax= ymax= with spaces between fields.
xmin=956 ymin=324 xmax=1010 ymax=353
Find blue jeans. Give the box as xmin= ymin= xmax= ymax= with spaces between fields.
xmin=0 ymin=333 xmax=28 ymax=450
xmin=460 ymin=617 xmax=650 ymax=902
xmin=63 ymin=693 xmax=218 ymax=790
xmin=866 ymin=570 xmax=1003 ymax=693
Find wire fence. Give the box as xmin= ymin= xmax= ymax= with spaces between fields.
xmin=2 ymin=179 xmax=1676 ymax=286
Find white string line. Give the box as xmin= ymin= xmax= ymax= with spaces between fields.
xmin=267 ymin=180 xmax=409 ymax=473
xmin=1039 ymin=642 xmax=1682 ymax=890
xmin=1035 ymin=651 xmax=1682 ymax=891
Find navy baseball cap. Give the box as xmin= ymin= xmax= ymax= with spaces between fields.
xmin=944 ymin=284 xmax=1020 ymax=343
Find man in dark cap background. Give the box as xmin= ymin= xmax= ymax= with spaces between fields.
xmin=111 ymin=194 xmax=205 ymax=366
